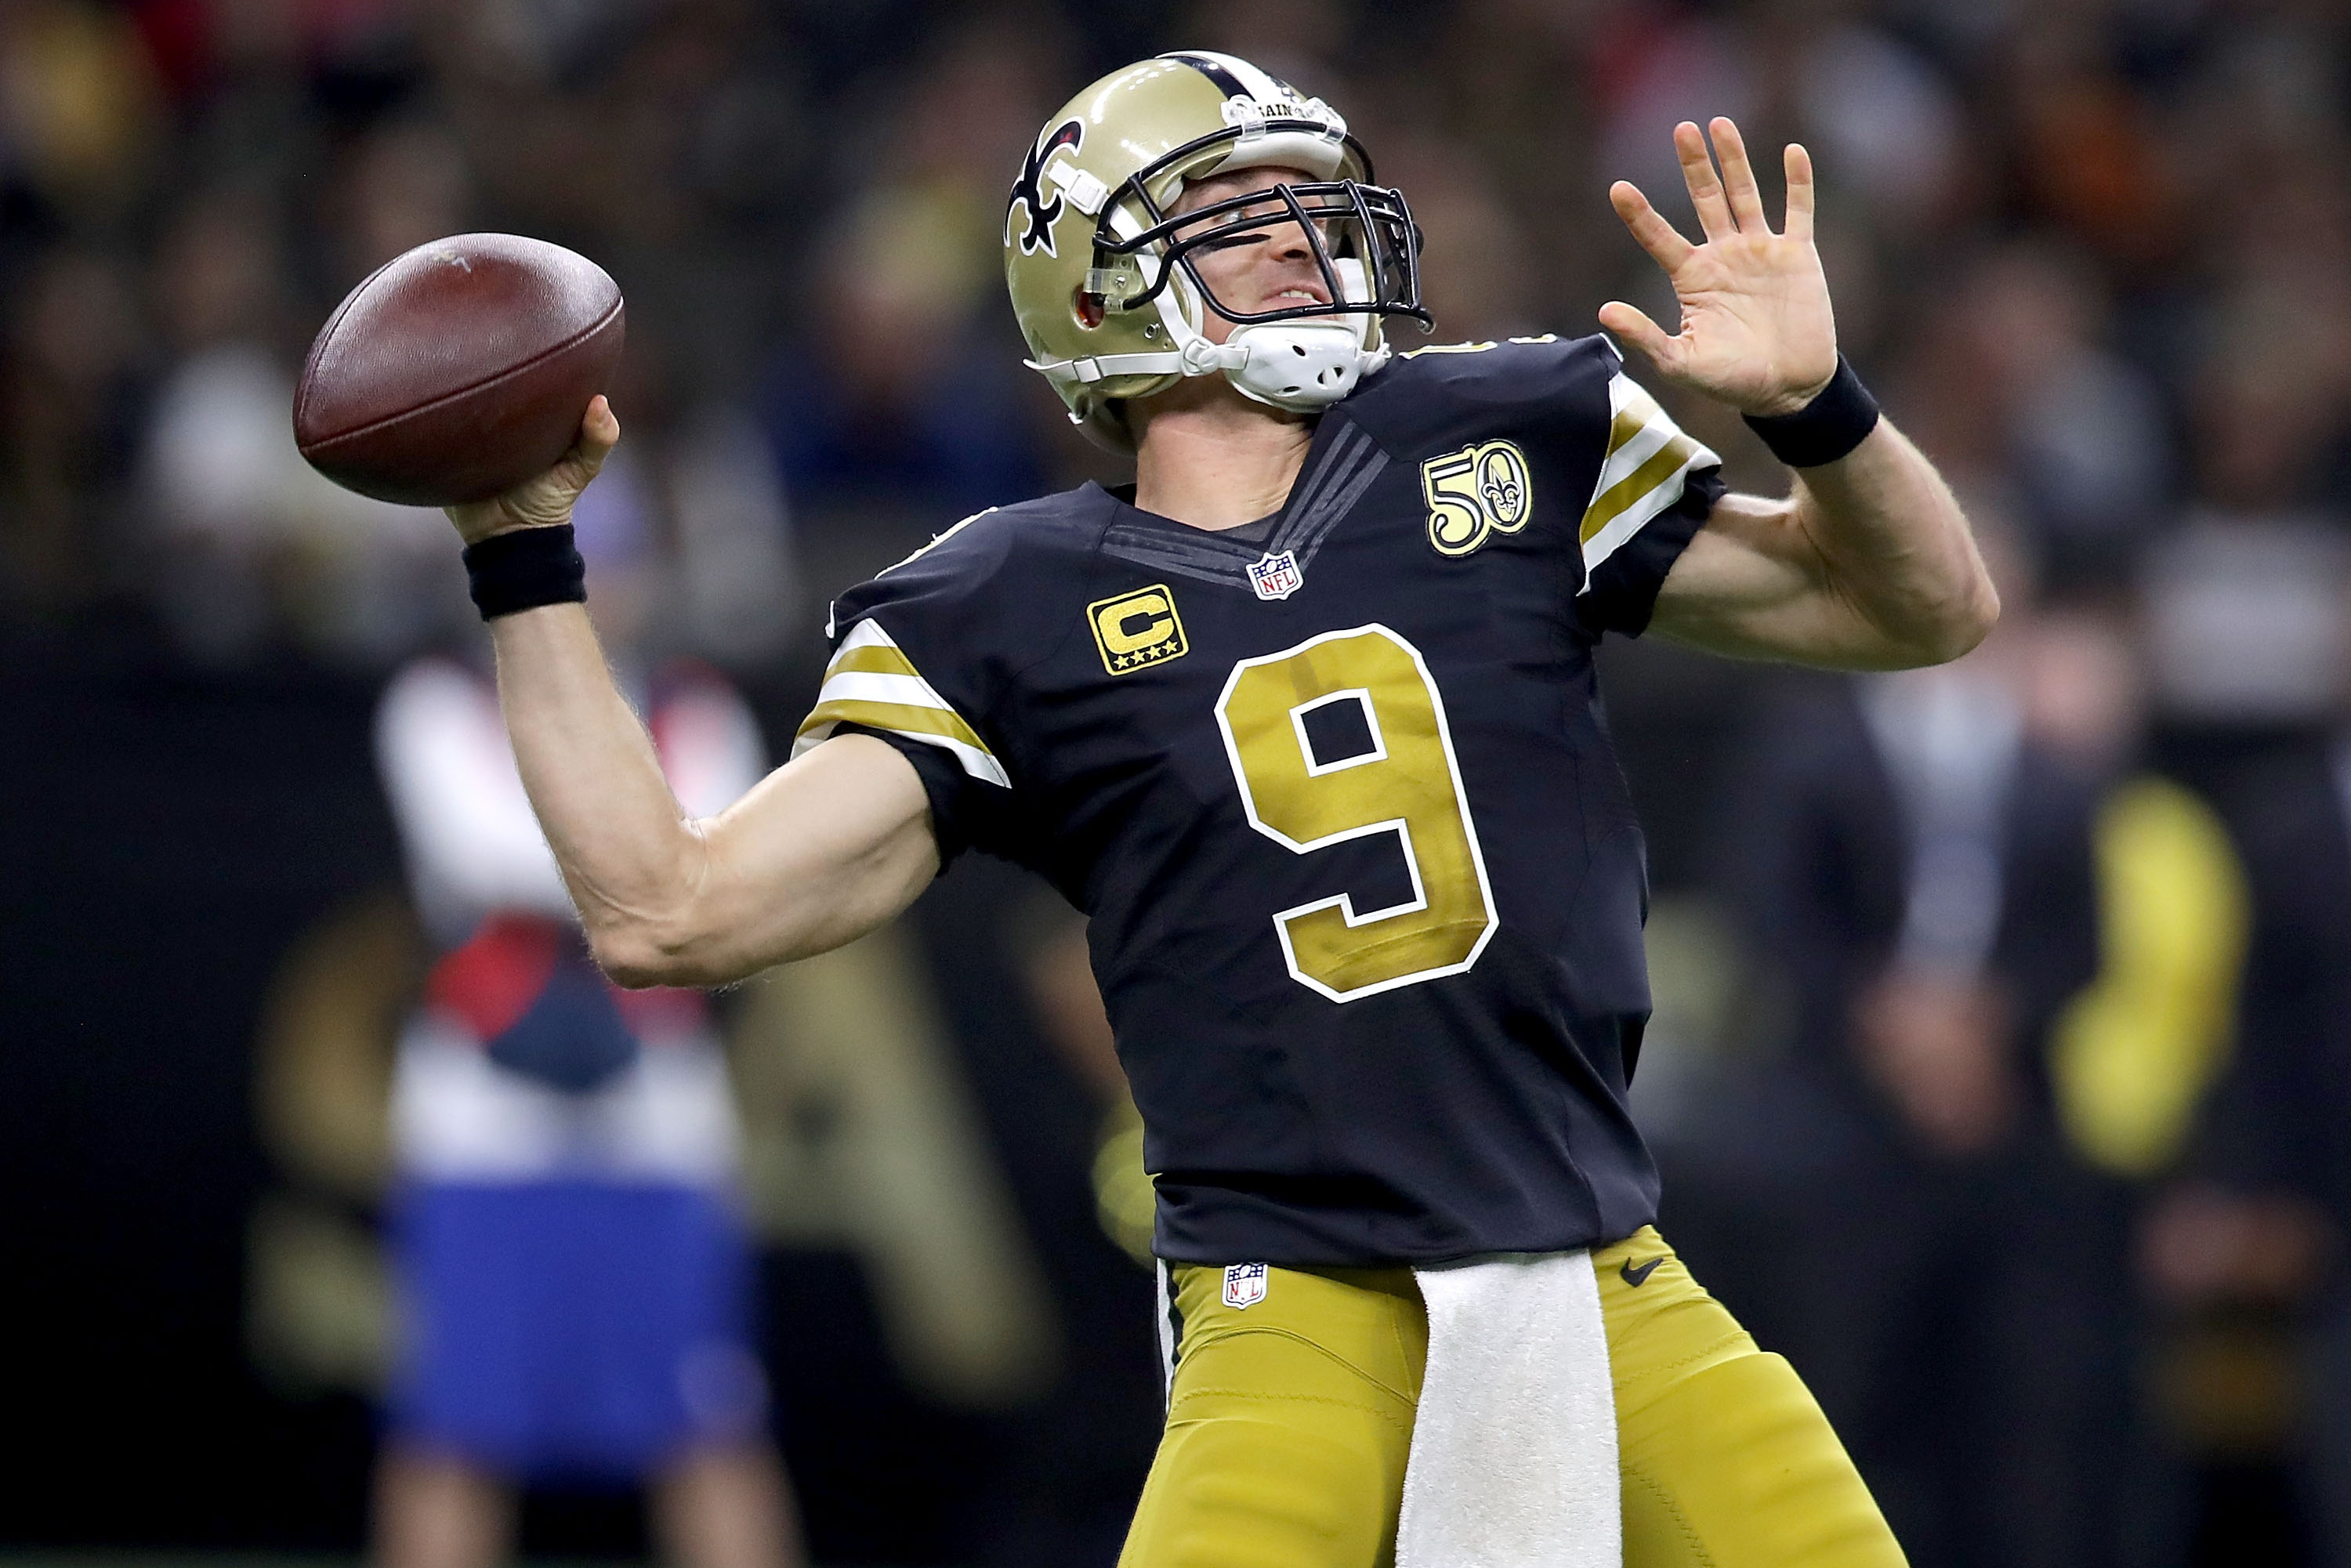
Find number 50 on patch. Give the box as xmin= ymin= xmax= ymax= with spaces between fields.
xmin=1423 ymin=439 xmax=1533 ymax=558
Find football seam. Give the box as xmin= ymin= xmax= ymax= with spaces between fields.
xmin=297 ymin=295 xmax=625 ymax=455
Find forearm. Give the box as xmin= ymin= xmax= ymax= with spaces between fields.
xmin=1788 ymin=418 xmax=1997 ymax=664
xmin=491 ymin=607 xmax=940 ymax=982
xmin=487 ymin=603 xmax=711 ymax=972
xmin=448 ymin=402 xmax=938 ymax=985
xmin=1652 ymin=427 xmax=1997 ymax=671
xmin=377 ymin=662 xmax=577 ymax=929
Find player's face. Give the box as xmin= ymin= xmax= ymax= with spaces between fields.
xmin=1168 ymin=165 xmax=1336 ymax=345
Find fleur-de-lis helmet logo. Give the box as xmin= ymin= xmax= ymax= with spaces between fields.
xmin=1009 ymin=120 xmax=1085 ymax=257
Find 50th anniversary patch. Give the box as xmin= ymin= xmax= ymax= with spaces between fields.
xmin=1423 ymin=438 xmax=1534 ymax=557
xmin=1089 ymin=584 xmax=1188 ymax=675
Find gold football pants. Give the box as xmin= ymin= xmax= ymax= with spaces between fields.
xmin=1118 ymin=1227 xmax=1905 ymax=1568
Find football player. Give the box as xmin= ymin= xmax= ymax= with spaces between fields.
xmin=444 ymin=50 xmax=1991 ymax=1568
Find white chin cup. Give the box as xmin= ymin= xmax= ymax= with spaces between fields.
xmin=1151 ymin=254 xmax=1388 ymax=411
xmin=1228 ymin=322 xmax=1383 ymax=410
xmin=1176 ymin=320 xmax=1384 ymax=411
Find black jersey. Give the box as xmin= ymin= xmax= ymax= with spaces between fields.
xmin=796 ymin=333 xmax=1723 ymax=1266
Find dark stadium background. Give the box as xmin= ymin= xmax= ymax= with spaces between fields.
xmin=3 ymin=0 xmax=2349 ymax=1564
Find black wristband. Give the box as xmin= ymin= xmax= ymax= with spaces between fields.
xmin=1742 ymin=355 xmax=1881 ymax=468
xmin=463 ymin=523 xmax=586 ymax=619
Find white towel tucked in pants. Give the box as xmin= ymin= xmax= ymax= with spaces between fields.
xmin=1396 ymin=1250 xmax=1621 ymax=1568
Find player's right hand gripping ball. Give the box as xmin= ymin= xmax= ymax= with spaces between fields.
xmin=293 ymin=233 xmax=625 ymax=506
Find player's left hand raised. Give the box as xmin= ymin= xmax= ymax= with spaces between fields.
xmin=1600 ymin=118 xmax=1838 ymax=418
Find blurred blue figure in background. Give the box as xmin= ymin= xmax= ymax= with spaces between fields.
xmin=370 ymin=479 xmax=802 ymax=1568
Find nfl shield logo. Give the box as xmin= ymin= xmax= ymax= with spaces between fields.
xmin=1222 ymin=1262 xmax=1270 ymax=1309
xmin=1247 ymin=551 xmax=1302 ymax=601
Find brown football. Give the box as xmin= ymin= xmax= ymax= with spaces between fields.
xmin=294 ymin=233 xmax=625 ymax=506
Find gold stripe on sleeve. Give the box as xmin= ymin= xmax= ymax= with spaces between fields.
xmin=795 ymin=697 xmax=992 ymax=756
xmin=1580 ymin=432 xmax=1702 ymax=544
xmin=824 ymin=642 xmax=924 ymax=680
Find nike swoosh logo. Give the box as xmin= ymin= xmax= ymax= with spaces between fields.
xmin=1621 ymin=1256 xmax=1665 ymax=1287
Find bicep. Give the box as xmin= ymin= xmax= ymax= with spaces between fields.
xmin=1646 ymin=491 xmax=1920 ymax=669
xmin=683 ymin=733 xmax=940 ymax=979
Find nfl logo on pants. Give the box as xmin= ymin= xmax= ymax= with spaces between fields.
xmin=1222 ymin=1262 xmax=1269 ymax=1309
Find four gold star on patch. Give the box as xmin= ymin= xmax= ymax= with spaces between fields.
xmin=1089 ymin=584 xmax=1187 ymax=676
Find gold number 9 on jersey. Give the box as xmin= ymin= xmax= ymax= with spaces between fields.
xmin=1214 ymin=625 xmax=1498 ymax=1002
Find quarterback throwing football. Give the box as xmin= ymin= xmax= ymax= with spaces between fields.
xmin=447 ymin=51 xmax=1989 ymax=1568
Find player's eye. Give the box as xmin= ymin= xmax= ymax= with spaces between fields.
xmin=1192 ymin=230 xmax=1274 ymax=255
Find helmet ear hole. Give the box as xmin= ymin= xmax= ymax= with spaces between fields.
xmin=1074 ymin=287 xmax=1106 ymax=329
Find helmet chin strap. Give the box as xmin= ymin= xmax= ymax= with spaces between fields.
xmin=1156 ymin=258 xmax=1389 ymax=412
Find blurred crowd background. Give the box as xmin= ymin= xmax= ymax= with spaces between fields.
xmin=4 ymin=0 xmax=2350 ymax=1564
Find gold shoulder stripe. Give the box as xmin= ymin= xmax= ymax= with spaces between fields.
xmin=792 ymin=618 xmax=1010 ymax=788
xmin=799 ymin=697 xmax=990 ymax=753
xmin=1581 ymin=431 xmax=1703 ymax=545
xmin=1578 ymin=372 xmax=1719 ymax=576
xmin=825 ymin=642 xmax=923 ymax=679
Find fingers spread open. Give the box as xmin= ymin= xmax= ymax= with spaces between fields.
xmin=1597 ymin=299 xmax=1675 ymax=368
xmin=1674 ymin=121 xmax=1737 ymax=241
xmin=1783 ymin=143 xmax=1816 ymax=243
xmin=1608 ymin=180 xmax=1697 ymax=272
xmin=1708 ymin=118 xmax=1768 ymax=232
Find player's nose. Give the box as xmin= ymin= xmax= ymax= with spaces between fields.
xmin=1269 ymin=223 xmax=1315 ymax=261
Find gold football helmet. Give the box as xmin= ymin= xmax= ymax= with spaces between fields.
xmin=1004 ymin=51 xmax=1427 ymax=451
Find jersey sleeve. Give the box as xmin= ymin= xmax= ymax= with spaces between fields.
xmin=1573 ymin=360 xmax=1724 ymax=637
xmin=790 ymin=518 xmax=1019 ymax=864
